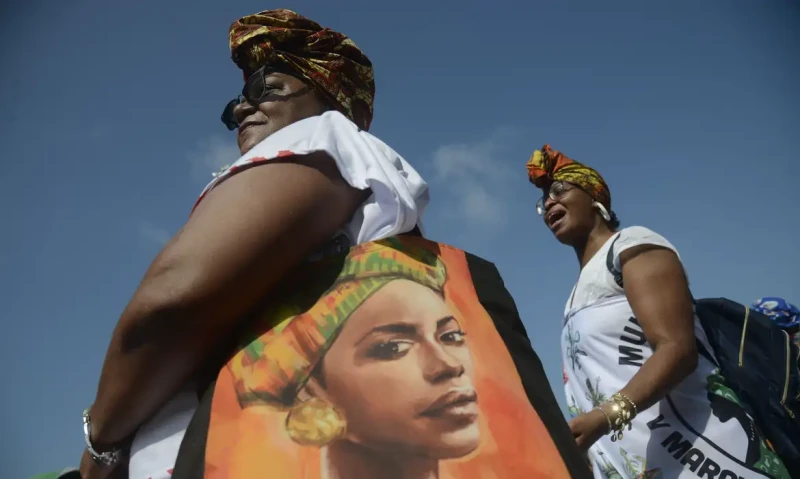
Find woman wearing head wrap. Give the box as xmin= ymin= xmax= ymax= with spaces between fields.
xmin=226 ymin=240 xmax=481 ymax=477
xmin=79 ymin=9 xmax=428 ymax=479
xmin=222 ymin=9 xmax=376 ymax=152
xmin=528 ymin=145 xmax=790 ymax=478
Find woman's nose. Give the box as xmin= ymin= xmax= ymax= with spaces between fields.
xmin=232 ymin=98 xmax=256 ymax=125
xmin=422 ymin=343 xmax=465 ymax=383
xmin=543 ymin=195 xmax=557 ymax=211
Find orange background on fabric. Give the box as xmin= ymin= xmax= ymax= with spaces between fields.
xmin=205 ymin=243 xmax=570 ymax=478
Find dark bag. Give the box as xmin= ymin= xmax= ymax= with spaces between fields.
xmin=693 ymin=298 xmax=800 ymax=476
xmin=172 ymin=236 xmax=591 ymax=478
xmin=606 ymin=235 xmax=800 ymax=476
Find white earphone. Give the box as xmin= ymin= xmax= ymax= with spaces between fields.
xmin=593 ymin=201 xmax=612 ymax=222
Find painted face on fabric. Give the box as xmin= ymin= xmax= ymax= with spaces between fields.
xmin=542 ymin=182 xmax=598 ymax=246
xmin=232 ymin=71 xmax=328 ymax=155
xmin=312 ymin=279 xmax=481 ymax=459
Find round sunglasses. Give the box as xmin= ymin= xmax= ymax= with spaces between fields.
xmin=536 ymin=181 xmax=578 ymax=215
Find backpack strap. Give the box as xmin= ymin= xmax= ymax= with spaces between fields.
xmin=696 ymin=336 xmax=718 ymax=367
xmin=606 ymin=233 xmax=624 ymax=288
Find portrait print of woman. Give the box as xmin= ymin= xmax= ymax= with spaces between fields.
xmin=203 ymin=238 xmax=574 ymax=478
xmin=295 ymin=268 xmax=482 ymax=477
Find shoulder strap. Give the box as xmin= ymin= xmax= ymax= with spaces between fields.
xmin=606 ymin=233 xmax=624 ymax=288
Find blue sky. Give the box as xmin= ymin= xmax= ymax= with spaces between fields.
xmin=1 ymin=0 xmax=798 ymax=476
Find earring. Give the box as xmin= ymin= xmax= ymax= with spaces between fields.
xmin=593 ymin=202 xmax=612 ymax=222
xmin=285 ymin=397 xmax=347 ymax=446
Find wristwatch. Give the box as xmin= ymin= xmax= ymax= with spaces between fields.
xmin=82 ymin=408 xmax=123 ymax=466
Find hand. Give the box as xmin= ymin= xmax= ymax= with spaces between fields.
xmin=79 ymin=449 xmax=128 ymax=479
xmin=569 ymin=409 xmax=610 ymax=451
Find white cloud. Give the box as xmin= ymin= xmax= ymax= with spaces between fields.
xmin=188 ymin=135 xmax=240 ymax=179
xmin=430 ymin=128 xmax=519 ymax=228
xmin=138 ymin=222 xmax=171 ymax=247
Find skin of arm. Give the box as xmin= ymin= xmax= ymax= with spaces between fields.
xmin=87 ymin=152 xmax=370 ymax=449
xmin=615 ymin=244 xmax=699 ymax=413
xmin=568 ymin=243 xmax=698 ymax=450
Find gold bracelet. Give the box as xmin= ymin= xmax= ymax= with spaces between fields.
xmin=594 ymin=406 xmax=613 ymax=434
xmin=615 ymin=392 xmax=638 ymax=417
xmin=603 ymin=393 xmax=636 ymax=442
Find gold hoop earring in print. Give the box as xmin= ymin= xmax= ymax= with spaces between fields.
xmin=285 ymin=397 xmax=347 ymax=446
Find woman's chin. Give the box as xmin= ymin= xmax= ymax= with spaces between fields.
xmin=237 ymin=137 xmax=257 ymax=155
xmin=551 ymin=225 xmax=574 ymax=245
xmin=237 ymin=127 xmax=270 ymax=155
xmin=429 ymin=423 xmax=481 ymax=459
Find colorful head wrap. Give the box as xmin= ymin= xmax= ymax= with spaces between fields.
xmin=229 ymin=9 xmax=375 ymax=130
xmin=526 ymin=144 xmax=611 ymax=209
xmin=229 ymin=238 xmax=447 ymax=408
xmin=751 ymin=297 xmax=800 ymax=330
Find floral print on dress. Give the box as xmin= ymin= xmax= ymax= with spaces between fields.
xmin=565 ymin=323 xmax=588 ymax=371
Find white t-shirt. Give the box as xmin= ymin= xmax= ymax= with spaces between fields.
xmin=128 ymin=111 xmax=430 ymax=479
xmin=564 ymin=226 xmax=678 ymax=315
xmin=562 ymin=226 xmax=789 ymax=479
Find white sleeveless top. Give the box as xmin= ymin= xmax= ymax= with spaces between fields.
xmin=128 ymin=111 xmax=430 ymax=479
xmin=562 ymin=226 xmax=789 ymax=479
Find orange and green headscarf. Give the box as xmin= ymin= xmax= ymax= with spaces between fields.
xmin=526 ymin=144 xmax=611 ymax=210
xmin=228 ymin=238 xmax=447 ymax=408
xmin=229 ymin=9 xmax=376 ymax=130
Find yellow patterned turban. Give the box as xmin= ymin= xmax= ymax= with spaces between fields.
xmin=229 ymin=9 xmax=375 ymax=130
xmin=526 ymin=144 xmax=611 ymax=210
xmin=229 ymin=238 xmax=447 ymax=408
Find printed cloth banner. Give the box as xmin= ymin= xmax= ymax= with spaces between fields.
xmin=171 ymin=236 xmax=590 ymax=478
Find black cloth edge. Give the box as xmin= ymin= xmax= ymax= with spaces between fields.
xmin=465 ymin=253 xmax=592 ymax=478
xmin=171 ymin=379 xmax=214 ymax=479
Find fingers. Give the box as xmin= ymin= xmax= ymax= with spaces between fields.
xmin=575 ymin=434 xmax=588 ymax=451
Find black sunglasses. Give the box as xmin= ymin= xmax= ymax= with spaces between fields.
xmin=220 ymin=65 xmax=284 ymax=131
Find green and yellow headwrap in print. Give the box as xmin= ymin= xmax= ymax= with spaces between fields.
xmin=526 ymin=144 xmax=611 ymax=210
xmin=229 ymin=9 xmax=375 ymax=130
xmin=228 ymin=238 xmax=447 ymax=408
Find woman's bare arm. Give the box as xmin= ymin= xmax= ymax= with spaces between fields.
xmin=88 ymin=152 xmax=369 ymax=448
xmin=616 ymin=244 xmax=698 ymax=412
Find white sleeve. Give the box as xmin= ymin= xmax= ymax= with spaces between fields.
xmin=195 ymin=111 xmax=429 ymax=245
xmin=612 ymin=226 xmax=680 ymax=272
